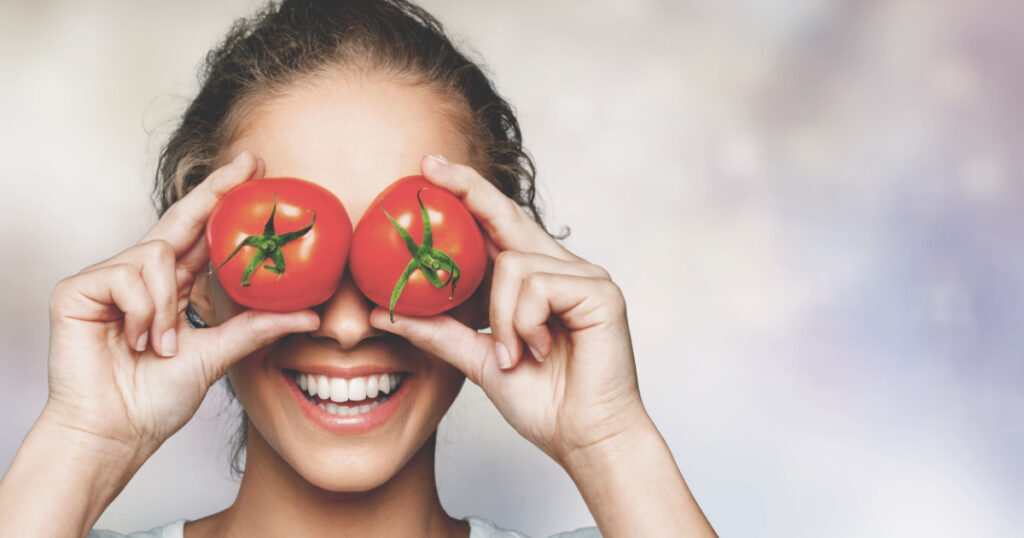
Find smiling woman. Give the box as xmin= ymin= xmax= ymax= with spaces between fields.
xmin=0 ymin=1 xmax=716 ymax=537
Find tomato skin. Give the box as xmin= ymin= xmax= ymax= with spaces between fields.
xmin=350 ymin=175 xmax=486 ymax=317
xmin=206 ymin=177 xmax=352 ymax=312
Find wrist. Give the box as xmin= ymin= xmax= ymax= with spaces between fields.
xmin=0 ymin=407 xmax=152 ymax=537
xmin=559 ymin=406 xmax=657 ymax=478
xmin=39 ymin=401 xmax=154 ymax=466
xmin=558 ymin=410 xmax=717 ymax=537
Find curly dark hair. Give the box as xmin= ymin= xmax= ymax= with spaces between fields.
xmin=155 ymin=0 xmax=553 ymax=478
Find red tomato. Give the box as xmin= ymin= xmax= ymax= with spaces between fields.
xmin=350 ymin=175 xmax=486 ymax=319
xmin=206 ymin=177 xmax=352 ymax=312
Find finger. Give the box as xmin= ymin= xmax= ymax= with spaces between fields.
xmin=139 ymin=150 xmax=258 ymax=255
xmin=176 ymin=232 xmax=210 ymax=275
xmin=73 ymin=240 xmax=188 ymax=356
xmin=520 ymin=272 xmax=627 ymax=333
xmin=368 ymin=307 xmax=495 ymax=387
xmin=490 ymin=251 xmax=611 ymax=368
xmin=134 ymin=240 xmax=180 ymax=357
xmin=512 ymin=274 xmax=556 ymax=365
xmin=420 ymin=155 xmax=574 ymax=262
xmin=57 ymin=264 xmax=156 ymax=352
xmin=185 ymin=309 xmax=321 ymax=383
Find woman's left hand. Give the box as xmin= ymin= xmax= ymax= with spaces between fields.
xmin=369 ymin=155 xmax=649 ymax=465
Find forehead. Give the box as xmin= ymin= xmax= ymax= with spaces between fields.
xmin=224 ymin=72 xmax=471 ymax=223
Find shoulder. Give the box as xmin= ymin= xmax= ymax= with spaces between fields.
xmin=88 ymin=519 xmax=186 ymax=538
xmin=466 ymin=516 xmax=601 ymax=538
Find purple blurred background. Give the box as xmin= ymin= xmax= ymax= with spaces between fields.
xmin=1 ymin=1 xmax=1021 ymax=536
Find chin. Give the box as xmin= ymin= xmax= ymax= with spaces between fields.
xmin=290 ymin=442 xmax=419 ymax=493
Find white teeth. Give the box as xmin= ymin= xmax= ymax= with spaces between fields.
xmin=317 ymin=399 xmax=383 ymax=416
xmin=329 ymin=377 xmax=349 ymax=403
xmin=366 ymin=375 xmax=379 ymax=398
xmin=316 ymin=375 xmax=331 ymax=399
xmin=348 ymin=377 xmax=367 ymax=401
xmin=296 ymin=371 xmax=404 ymax=402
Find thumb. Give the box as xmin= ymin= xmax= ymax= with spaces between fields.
xmin=185 ymin=309 xmax=320 ymax=382
xmin=369 ymin=307 xmax=496 ymax=386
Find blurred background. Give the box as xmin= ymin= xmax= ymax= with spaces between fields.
xmin=2 ymin=0 xmax=1022 ymax=536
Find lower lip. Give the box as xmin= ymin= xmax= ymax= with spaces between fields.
xmin=281 ymin=370 xmax=412 ymax=435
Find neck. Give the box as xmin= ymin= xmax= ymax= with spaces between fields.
xmin=202 ymin=426 xmax=465 ymax=538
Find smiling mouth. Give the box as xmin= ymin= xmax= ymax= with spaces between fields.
xmin=286 ymin=369 xmax=410 ymax=417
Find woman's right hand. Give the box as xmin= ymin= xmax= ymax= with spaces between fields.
xmin=43 ymin=151 xmax=320 ymax=458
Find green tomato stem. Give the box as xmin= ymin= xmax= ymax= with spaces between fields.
xmin=382 ymin=187 xmax=463 ymax=321
xmin=214 ymin=194 xmax=316 ymax=287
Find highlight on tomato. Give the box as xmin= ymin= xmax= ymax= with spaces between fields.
xmin=206 ymin=177 xmax=353 ymax=312
xmin=350 ymin=175 xmax=486 ymax=320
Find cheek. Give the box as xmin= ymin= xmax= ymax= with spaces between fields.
xmin=225 ymin=352 xmax=277 ymax=429
xmin=226 ymin=357 xmax=259 ymax=407
xmin=428 ymin=357 xmax=467 ymax=418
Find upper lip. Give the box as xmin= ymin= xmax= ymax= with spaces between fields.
xmin=282 ymin=365 xmax=407 ymax=378
xmin=275 ymin=335 xmax=411 ymax=379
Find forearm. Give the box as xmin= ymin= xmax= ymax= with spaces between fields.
xmin=0 ymin=407 xmax=148 ymax=538
xmin=562 ymin=413 xmax=716 ymax=538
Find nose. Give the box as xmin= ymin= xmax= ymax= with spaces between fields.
xmin=309 ymin=268 xmax=386 ymax=349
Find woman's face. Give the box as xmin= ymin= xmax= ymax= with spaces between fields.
xmin=199 ymin=71 xmax=480 ymax=492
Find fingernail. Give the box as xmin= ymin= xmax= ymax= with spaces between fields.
xmin=495 ymin=341 xmax=512 ymax=369
xmin=528 ymin=345 xmax=544 ymax=362
xmin=135 ymin=331 xmax=149 ymax=352
xmin=161 ymin=328 xmax=177 ymax=357
xmin=427 ymin=154 xmax=449 ymax=165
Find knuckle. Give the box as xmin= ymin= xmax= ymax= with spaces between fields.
xmin=49 ymin=277 xmax=73 ymax=312
xmin=522 ymin=272 xmax=547 ymax=297
xmin=599 ymin=279 xmax=627 ymax=314
xmin=143 ymin=239 xmax=176 ymax=263
xmin=110 ymin=262 xmax=138 ymax=281
xmin=492 ymin=250 xmax=523 ymax=277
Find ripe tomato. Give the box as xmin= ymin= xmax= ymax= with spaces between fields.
xmin=206 ymin=177 xmax=352 ymax=312
xmin=350 ymin=175 xmax=486 ymax=319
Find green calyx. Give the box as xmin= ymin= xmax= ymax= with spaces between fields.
xmin=383 ymin=188 xmax=461 ymax=322
xmin=214 ymin=194 xmax=316 ymax=286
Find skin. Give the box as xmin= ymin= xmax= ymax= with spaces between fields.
xmin=0 ymin=69 xmax=716 ymax=537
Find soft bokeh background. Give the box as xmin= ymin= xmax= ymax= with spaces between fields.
xmin=2 ymin=0 xmax=1021 ymax=536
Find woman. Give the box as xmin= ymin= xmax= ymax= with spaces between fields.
xmin=0 ymin=1 xmax=716 ymax=536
